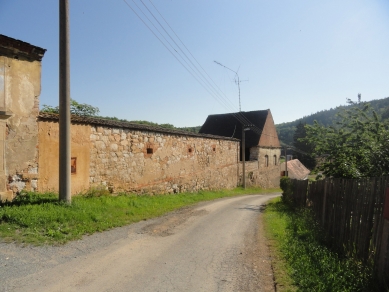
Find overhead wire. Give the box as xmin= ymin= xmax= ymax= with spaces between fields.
xmin=123 ymin=0 xmax=215 ymax=97
xmin=141 ymin=0 xmax=258 ymax=129
xmin=121 ymin=0 xmax=255 ymax=128
xmin=123 ymin=0 xmax=235 ymax=113
xmin=121 ymin=0 xmax=285 ymax=142
xmin=146 ymin=0 xmax=247 ymax=116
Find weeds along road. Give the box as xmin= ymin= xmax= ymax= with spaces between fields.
xmin=2 ymin=193 xmax=280 ymax=292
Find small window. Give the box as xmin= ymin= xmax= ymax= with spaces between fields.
xmin=265 ymin=155 xmax=269 ymax=167
xmin=147 ymin=148 xmax=153 ymax=154
xmin=71 ymin=157 xmax=77 ymax=174
xmin=274 ymin=155 xmax=277 ymax=165
xmin=188 ymin=147 xmax=193 ymax=153
xmin=212 ymin=147 xmax=216 ymax=152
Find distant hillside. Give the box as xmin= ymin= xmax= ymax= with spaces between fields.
xmin=276 ymin=96 xmax=389 ymax=146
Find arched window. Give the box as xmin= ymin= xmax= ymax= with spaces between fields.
xmin=274 ymin=155 xmax=277 ymax=165
xmin=265 ymin=155 xmax=269 ymax=167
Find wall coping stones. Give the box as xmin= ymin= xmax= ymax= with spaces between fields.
xmin=38 ymin=113 xmax=239 ymax=142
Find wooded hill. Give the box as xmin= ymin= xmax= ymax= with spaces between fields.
xmin=276 ymin=96 xmax=389 ymax=146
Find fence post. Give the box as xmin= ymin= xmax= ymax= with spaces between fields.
xmin=378 ymin=188 xmax=389 ymax=284
xmin=322 ymin=180 xmax=327 ymax=225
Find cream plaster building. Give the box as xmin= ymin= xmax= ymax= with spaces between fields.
xmin=0 ymin=35 xmax=46 ymax=200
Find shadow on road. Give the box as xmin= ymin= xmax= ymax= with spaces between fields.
xmin=237 ymin=204 xmax=267 ymax=213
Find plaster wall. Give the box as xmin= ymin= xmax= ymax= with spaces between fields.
xmin=258 ymin=110 xmax=280 ymax=148
xmin=38 ymin=121 xmax=91 ymax=194
xmin=0 ymin=56 xmax=42 ymax=199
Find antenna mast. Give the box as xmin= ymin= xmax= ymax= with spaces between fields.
xmin=214 ymin=61 xmax=247 ymax=112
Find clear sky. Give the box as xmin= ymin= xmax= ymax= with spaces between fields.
xmin=1 ymin=1 xmax=388 ymax=127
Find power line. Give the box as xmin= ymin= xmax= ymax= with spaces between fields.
xmin=121 ymin=0 xmax=234 ymax=114
xmin=121 ymin=0 xmax=254 ymax=126
xmin=120 ymin=1 xmax=285 ymax=143
xmin=146 ymin=0 xmax=244 ymax=114
xmin=141 ymin=1 xmax=255 ymax=127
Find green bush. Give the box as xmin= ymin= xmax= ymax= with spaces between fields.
xmin=280 ymin=176 xmax=293 ymax=205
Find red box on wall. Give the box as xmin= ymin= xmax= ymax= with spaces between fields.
xmin=384 ymin=188 xmax=389 ymax=220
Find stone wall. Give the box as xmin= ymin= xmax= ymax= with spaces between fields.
xmin=36 ymin=116 xmax=283 ymax=195
xmin=89 ymin=125 xmax=239 ymax=194
xmin=242 ymin=146 xmax=281 ymax=188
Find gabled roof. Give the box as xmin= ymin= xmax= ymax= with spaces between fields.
xmin=0 ymin=34 xmax=46 ymax=62
xmin=199 ymin=110 xmax=279 ymax=148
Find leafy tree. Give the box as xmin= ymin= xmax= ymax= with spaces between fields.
xmin=303 ymin=101 xmax=389 ymax=178
xmin=381 ymin=106 xmax=389 ymax=121
xmin=128 ymin=120 xmax=176 ymax=130
xmin=41 ymin=99 xmax=100 ymax=117
xmin=177 ymin=126 xmax=201 ymax=133
xmin=293 ymin=122 xmax=316 ymax=169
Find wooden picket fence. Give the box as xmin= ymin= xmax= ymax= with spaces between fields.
xmin=289 ymin=177 xmax=389 ymax=287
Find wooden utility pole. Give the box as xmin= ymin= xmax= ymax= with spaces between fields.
xmin=242 ymin=127 xmax=246 ymax=189
xmin=59 ymin=0 xmax=71 ymax=203
xmin=285 ymin=147 xmax=288 ymax=177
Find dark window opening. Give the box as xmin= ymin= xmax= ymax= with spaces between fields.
xmin=212 ymin=147 xmax=216 ymax=152
xmin=147 ymin=148 xmax=153 ymax=154
xmin=274 ymin=155 xmax=277 ymax=165
xmin=188 ymin=148 xmax=193 ymax=153
xmin=245 ymin=148 xmax=250 ymax=161
xmin=71 ymin=157 xmax=77 ymax=174
xmin=239 ymin=148 xmax=251 ymax=161
xmin=265 ymin=155 xmax=269 ymax=167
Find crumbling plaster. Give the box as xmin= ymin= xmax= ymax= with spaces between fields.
xmin=38 ymin=121 xmax=91 ymax=194
xmin=0 ymin=55 xmax=42 ymax=199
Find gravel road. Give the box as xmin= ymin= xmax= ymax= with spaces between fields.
xmin=0 ymin=193 xmax=279 ymax=292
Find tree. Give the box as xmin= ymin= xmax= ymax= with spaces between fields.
xmin=293 ymin=122 xmax=316 ymax=170
xmin=381 ymin=106 xmax=389 ymax=121
xmin=41 ymin=99 xmax=100 ymax=117
xmin=303 ymin=101 xmax=389 ymax=178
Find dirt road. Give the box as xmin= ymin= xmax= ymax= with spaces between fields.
xmin=1 ymin=193 xmax=279 ymax=292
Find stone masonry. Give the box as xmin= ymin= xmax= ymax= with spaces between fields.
xmin=89 ymin=125 xmax=239 ymax=194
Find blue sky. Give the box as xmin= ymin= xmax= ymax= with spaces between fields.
xmin=1 ymin=0 xmax=388 ymax=127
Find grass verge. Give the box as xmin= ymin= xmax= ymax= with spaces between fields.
xmin=263 ymin=197 xmax=379 ymax=292
xmin=0 ymin=187 xmax=280 ymax=245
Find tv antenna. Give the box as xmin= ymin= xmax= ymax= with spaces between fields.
xmin=214 ymin=61 xmax=248 ymax=112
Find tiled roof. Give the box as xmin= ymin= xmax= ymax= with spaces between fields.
xmin=282 ymin=159 xmax=310 ymax=180
xmin=38 ymin=112 xmax=239 ymax=141
xmin=199 ymin=110 xmax=269 ymax=148
xmin=0 ymin=34 xmax=46 ymax=62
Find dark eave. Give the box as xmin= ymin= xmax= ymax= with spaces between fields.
xmin=0 ymin=34 xmax=46 ymax=62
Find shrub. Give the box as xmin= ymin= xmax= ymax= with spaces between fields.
xmin=280 ymin=176 xmax=293 ymax=205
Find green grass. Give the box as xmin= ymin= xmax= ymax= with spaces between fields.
xmin=263 ymin=197 xmax=379 ymax=292
xmin=0 ymin=187 xmax=280 ymax=245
